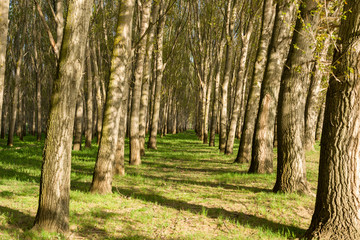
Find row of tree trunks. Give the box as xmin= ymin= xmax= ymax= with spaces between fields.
xmin=235 ymin=0 xmax=276 ymax=163
xmin=249 ymin=0 xmax=297 ymax=174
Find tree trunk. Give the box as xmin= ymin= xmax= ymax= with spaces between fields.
xmin=114 ymin=74 xmax=130 ymax=176
xmin=249 ymin=1 xmax=297 ymax=174
xmin=315 ymin=101 xmax=325 ymax=141
xmin=129 ymin=0 xmax=152 ymax=165
xmin=85 ymin=42 xmax=93 ymax=148
xmin=219 ymin=0 xmax=235 ymax=153
xmin=225 ymin=22 xmax=253 ymax=155
xmin=273 ymin=0 xmax=320 ymax=194
xmin=33 ymin=0 xmax=93 ymax=233
xmin=73 ymin=87 xmax=84 ymax=151
xmin=0 ymin=0 xmax=9 ymax=132
xmin=90 ymin=0 xmax=135 ymax=194
xmin=148 ymin=4 xmax=165 ymax=150
xmin=17 ymin=89 xmax=24 ymax=140
xmin=305 ymin=2 xmax=360 ymax=238
xmin=235 ymin=0 xmax=276 ymax=163
xmin=304 ymin=37 xmax=331 ymax=151
xmin=139 ymin=3 xmax=158 ymax=156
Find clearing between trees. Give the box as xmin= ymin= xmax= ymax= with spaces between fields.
xmin=0 ymin=131 xmax=318 ymax=239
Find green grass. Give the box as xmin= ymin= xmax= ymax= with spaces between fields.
xmin=0 ymin=131 xmax=319 ymax=239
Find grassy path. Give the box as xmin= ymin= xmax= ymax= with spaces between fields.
xmin=0 ymin=131 xmax=319 ymax=239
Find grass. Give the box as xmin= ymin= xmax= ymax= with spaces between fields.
xmin=0 ymin=130 xmax=320 ymax=239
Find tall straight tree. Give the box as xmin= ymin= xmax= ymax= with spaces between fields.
xmin=249 ymin=0 xmax=297 ymax=173
xmin=91 ymin=0 xmax=135 ymax=194
xmin=33 ymin=0 xmax=93 ymax=233
xmin=0 ymin=0 xmax=10 ymax=131
xmin=235 ymin=0 xmax=276 ymax=162
xmin=273 ymin=0 xmax=320 ymax=193
xmin=148 ymin=2 xmax=166 ymax=150
xmin=129 ymin=0 xmax=152 ymax=165
xmin=305 ymin=2 xmax=360 ymax=238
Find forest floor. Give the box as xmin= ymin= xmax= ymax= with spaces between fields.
xmin=0 ymin=131 xmax=320 ymax=240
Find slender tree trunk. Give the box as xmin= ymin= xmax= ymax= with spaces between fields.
xmin=85 ymin=42 xmax=93 ymax=148
xmin=17 ymin=89 xmax=24 ymax=140
xmin=305 ymin=2 xmax=360 ymax=237
xmin=235 ymin=0 xmax=276 ymax=163
xmin=0 ymin=0 xmax=10 ymax=131
xmin=93 ymin=43 xmax=103 ymax=146
xmin=148 ymin=4 xmax=165 ymax=150
xmin=273 ymin=0 xmax=320 ymax=194
xmin=304 ymin=37 xmax=331 ymax=150
xmin=114 ymin=73 xmax=131 ymax=176
xmin=139 ymin=3 xmax=158 ymax=156
xmin=129 ymin=0 xmax=152 ymax=165
xmin=249 ymin=1 xmax=297 ymax=174
xmin=219 ymin=0 xmax=235 ymax=153
xmin=73 ymin=87 xmax=84 ymax=151
xmin=33 ymin=0 xmax=93 ymax=233
xmin=225 ymin=23 xmax=253 ymax=154
xmin=315 ymin=100 xmax=325 ymax=141
xmin=90 ymin=0 xmax=135 ymax=194
xmin=8 ymin=52 xmax=23 ymax=146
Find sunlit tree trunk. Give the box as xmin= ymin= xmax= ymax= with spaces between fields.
xmin=148 ymin=3 xmax=165 ymax=150
xmin=249 ymin=1 xmax=297 ymax=173
xmin=235 ymin=0 xmax=276 ymax=163
xmin=91 ymin=0 xmax=135 ymax=194
xmin=273 ymin=0 xmax=320 ymax=194
xmin=305 ymin=2 xmax=360 ymax=238
xmin=0 ymin=0 xmax=10 ymax=131
xmin=129 ymin=0 xmax=152 ymax=165
xmin=73 ymin=85 xmax=84 ymax=151
xmin=85 ymin=42 xmax=93 ymax=148
xmin=33 ymin=0 xmax=93 ymax=232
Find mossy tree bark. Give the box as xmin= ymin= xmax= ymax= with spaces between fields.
xmin=91 ymin=0 xmax=135 ymax=194
xmin=273 ymin=0 xmax=320 ymax=194
xmin=33 ymin=0 xmax=93 ymax=233
xmin=0 ymin=0 xmax=10 ymax=133
xmin=249 ymin=0 xmax=297 ymax=174
xmin=305 ymin=2 xmax=360 ymax=238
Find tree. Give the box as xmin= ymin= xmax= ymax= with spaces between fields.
xmin=129 ymin=0 xmax=152 ymax=165
xmin=0 ymin=0 xmax=10 ymax=134
xmin=91 ymin=0 xmax=135 ymax=194
xmin=33 ymin=0 xmax=93 ymax=233
xmin=304 ymin=1 xmax=360 ymax=238
xmin=249 ymin=0 xmax=297 ymax=173
xmin=273 ymin=0 xmax=320 ymax=193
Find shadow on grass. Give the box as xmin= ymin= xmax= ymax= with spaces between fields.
xmin=0 ymin=206 xmax=34 ymax=231
xmin=126 ymin=173 xmax=270 ymax=193
xmin=112 ymin=187 xmax=305 ymax=238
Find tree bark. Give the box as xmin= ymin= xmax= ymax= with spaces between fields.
xmin=273 ymin=0 xmax=320 ymax=194
xmin=235 ymin=0 xmax=276 ymax=163
xmin=73 ymin=86 xmax=84 ymax=151
xmin=249 ymin=1 xmax=297 ymax=174
xmin=219 ymin=0 xmax=235 ymax=153
xmin=85 ymin=42 xmax=93 ymax=148
xmin=90 ymin=0 xmax=135 ymax=194
xmin=0 ymin=0 xmax=10 ymax=132
xmin=139 ymin=2 xmax=158 ymax=156
xmin=129 ymin=0 xmax=152 ymax=165
xmin=304 ymin=37 xmax=331 ymax=151
xmin=305 ymin=2 xmax=360 ymax=238
xmin=148 ymin=3 xmax=165 ymax=150
xmin=315 ymin=101 xmax=325 ymax=141
xmin=33 ymin=0 xmax=93 ymax=233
